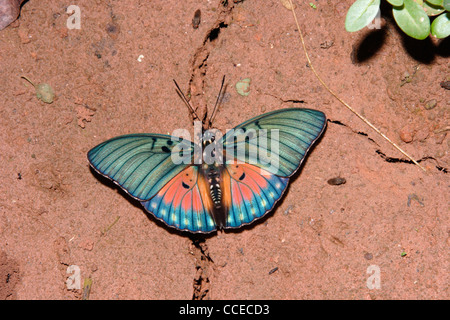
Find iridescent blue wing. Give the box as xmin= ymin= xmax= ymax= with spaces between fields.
xmin=88 ymin=133 xmax=194 ymax=201
xmin=219 ymin=108 xmax=326 ymax=228
xmin=220 ymin=108 xmax=326 ymax=177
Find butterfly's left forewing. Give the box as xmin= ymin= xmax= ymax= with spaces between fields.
xmin=88 ymin=133 xmax=194 ymax=201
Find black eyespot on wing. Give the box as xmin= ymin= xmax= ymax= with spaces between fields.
xmin=238 ymin=172 xmax=245 ymax=181
xmin=161 ymin=146 xmax=171 ymax=153
xmin=182 ymin=181 xmax=190 ymax=189
xmin=167 ymin=140 xmax=174 ymax=145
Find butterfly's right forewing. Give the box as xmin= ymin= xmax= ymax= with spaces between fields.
xmin=221 ymin=108 xmax=326 ymax=177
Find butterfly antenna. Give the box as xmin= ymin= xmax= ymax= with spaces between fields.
xmin=173 ymin=79 xmax=200 ymax=121
xmin=208 ymin=75 xmax=225 ymax=128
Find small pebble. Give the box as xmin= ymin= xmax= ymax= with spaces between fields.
xmin=424 ymin=99 xmax=437 ymax=110
xmin=320 ymin=40 xmax=334 ymax=49
xmin=327 ymin=177 xmax=346 ymax=186
xmin=364 ymin=252 xmax=373 ymax=260
xmin=106 ymin=22 xmax=120 ymax=39
xmin=399 ymin=126 xmax=414 ymax=143
xmin=192 ymin=9 xmax=201 ymax=29
xmin=235 ymin=78 xmax=251 ymax=96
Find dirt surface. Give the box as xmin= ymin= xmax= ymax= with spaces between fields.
xmin=0 ymin=0 xmax=448 ymax=300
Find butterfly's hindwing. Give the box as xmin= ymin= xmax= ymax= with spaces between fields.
xmin=222 ymin=163 xmax=288 ymax=228
xmin=142 ymin=165 xmax=217 ymax=233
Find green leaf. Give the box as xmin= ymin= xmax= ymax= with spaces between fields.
xmin=443 ymin=0 xmax=450 ymax=10
xmin=431 ymin=12 xmax=450 ymax=38
xmin=423 ymin=0 xmax=445 ymax=16
xmin=425 ymin=0 xmax=443 ymax=6
xmin=345 ymin=0 xmax=381 ymax=32
xmin=393 ymin=0 xmax=431 ymax=39
xmin=387 ymin=0 xmax=404 ymax=6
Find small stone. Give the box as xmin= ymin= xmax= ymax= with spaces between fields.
xmin=424 ymin=99 xmax=437 ymax=110
xmin=399 ymin=126 xmax=414 ymax=143
xmin=35 ymin=83 xmax=55 ymax=104
xmin=364 ymin=252 xmax=373 ymax=260
xmin=320 ymin=40 xmax=334 ymax=49
xmin=327 ymin=177 xmax=346 ymax=185
xmin=192 ymin=9 xmax=201 ymax=29
xmin=235 ymin=78 xmax=251 ymax=96
xmin=106 ymin=22 xmax=120 ymax=39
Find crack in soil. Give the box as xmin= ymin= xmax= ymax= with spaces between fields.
xmin=328 ymin=120 xmax=448 ymax=173
xmin=187 ymin=1 xmax=234 ymax=123
xmin=190 ymin=237 xmax=215 ymax=300
xmin=262 ymin=92 xmax=306 ymax=104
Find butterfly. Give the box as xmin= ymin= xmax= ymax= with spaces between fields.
xmin=87 ymin=78 xmax=326 ymax=233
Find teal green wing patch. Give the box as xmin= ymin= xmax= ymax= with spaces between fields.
xmin=88 ymin=133 xmax=194 ymax=201
xmin=220 ymin=108 xmax=326 ymax=177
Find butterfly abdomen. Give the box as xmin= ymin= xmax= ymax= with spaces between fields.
xmin=207 ymin=166 xmax=222 ymax=205
xmin=200 ymin=164 xmax=227 ymax=229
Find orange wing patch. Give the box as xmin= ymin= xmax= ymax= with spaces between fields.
xmin=227 ymin=163 xmax=269 ymax=203
xmin=158 ymin=166 xmax=197 ymax=208
xmin=142 ymin=165 xmax=217 ymax=233
xmin=224 ymin=162 xmax=289 ymax=229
